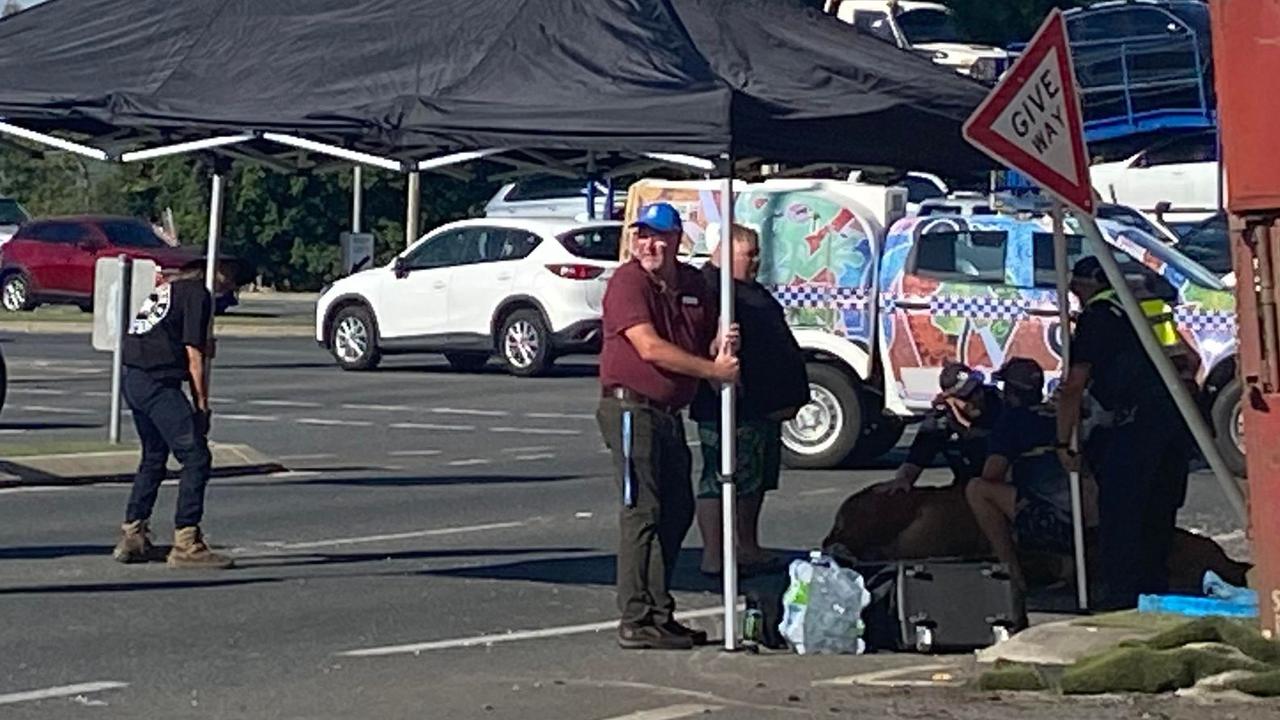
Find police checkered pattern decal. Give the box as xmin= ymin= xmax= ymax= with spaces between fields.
xmin=1176 ymin=308 xmax=1234 ymax=332
xmin=770 ymin=285 xmax=869 ymax=309
xmin=928 ymin=295 xmax=1025 ymax=320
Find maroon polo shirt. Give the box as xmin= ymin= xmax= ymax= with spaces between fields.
xmin=599 ymin=259 xmax=716 ymax=409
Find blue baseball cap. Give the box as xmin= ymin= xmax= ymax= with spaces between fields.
xmin=630 ymin=202 xmax=682 ymax=234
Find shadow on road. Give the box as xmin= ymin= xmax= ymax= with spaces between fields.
xmin=217 ymin=362 xmax=335 ymax=371
xmin=238 ymin=546 xmax=594 ymax=570
xmin=0 ymin=421 xmax=101 ymax=431
xmin=0 ymin=577 xmax=292 ymax=595
xmin=374 ymin=362 xmax=598 ymax=379
xmin=0 ymin=544 xmax=114 ymax=560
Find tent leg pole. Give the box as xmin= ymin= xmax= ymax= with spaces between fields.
xmin=1079 ymin=216 xmax=1248 ymax=524
xmin=1053 ymin=202 xmax=1088 ymax=611
xmin=352 ymin=165 xmax=363 ymax=234
xmin=405 ymin=171 xmax=421 ymax=247
xmin=719 ymin=159 xmax=738 ymax=651
xmin=205 ymin=171 xmax=225 ymax=296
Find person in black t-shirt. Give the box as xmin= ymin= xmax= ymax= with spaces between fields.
xmin=879 ymin=361 xmax=1004 ymax=494
xmin=1056 ymin=256 xmax=1189 ymax=609
xmin=113 ymin=259 xmax=234 ymax=569
xmin=690 ymin=224 xmax=808 ymax=576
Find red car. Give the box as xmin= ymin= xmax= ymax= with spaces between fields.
xmin=0 ymin=215 xmax=237 ymax=313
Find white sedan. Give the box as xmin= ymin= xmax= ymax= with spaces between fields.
xmin=316 ymin=218 xmax=620 ymax=377
xmin=1090 ymin=130 xmax=1220 ymax=223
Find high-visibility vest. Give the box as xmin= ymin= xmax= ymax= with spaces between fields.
xmin=1087 ymin=289 xmax=1198 ymax=380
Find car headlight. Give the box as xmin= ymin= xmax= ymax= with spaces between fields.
xmin=970 ymin=58 xmax=999 ymax=83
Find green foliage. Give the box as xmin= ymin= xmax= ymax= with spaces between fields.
xmin=0 ymin=145 xmax=492 ymax=291
xmin=943 ymin=1 xmax=1088 ymax=48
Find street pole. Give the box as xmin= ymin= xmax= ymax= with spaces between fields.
xmin=719 ymin=160 xmax=738 ymax=651
xmin=1079 ymin=215 xmax=1248 ymax=523
xmin=406 ymin=171 xmax=421 ymax=247
xmin=108 ymin=254 xmax=133 ymax=445
xmin=1052 ymin=202 xmax=1088 ymax=611
xmin=352 ymin=165 xmax=364 ymax=234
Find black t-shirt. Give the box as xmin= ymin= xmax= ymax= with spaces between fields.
xmin=123 ymin=278 xmax=211 ymax=382
xmin=904 ymin=385 xmax=1004 ymax=483
xmin=690 ymin=265 xmax=808 ymax=423
xmin=1072 ymin=295 xmax=1162 ymax=410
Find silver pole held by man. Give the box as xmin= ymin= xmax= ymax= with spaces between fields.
xmin=719 ymin=168 xmax=738 ymax=651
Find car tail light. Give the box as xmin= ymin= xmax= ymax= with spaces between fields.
xmin=546 ymin=264 xmax=605 ymax=280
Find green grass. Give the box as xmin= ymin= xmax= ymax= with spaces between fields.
xmin=0 ymin=440 xmax=135 ymax=457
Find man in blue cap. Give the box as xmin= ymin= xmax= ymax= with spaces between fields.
xmin=597 ymin=202 xmax=740 ymax=650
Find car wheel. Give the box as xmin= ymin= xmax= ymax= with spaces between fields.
xmin=1 ymin=272 xmax=33 ymax=312
xmin=1211 ymin=378 xmax=1246 ymax=478
xmin=500 ymin=309 xmax=551 ymax=377
xmin=781 ymin=363 xmax=863 ymax=469
xmin=0 ymin=347 xmax=6 ymax=416
xmin=329 ymin=305 xmax=382 ymax=371
xmin=445 ymin=352 xmax=490 ymax=372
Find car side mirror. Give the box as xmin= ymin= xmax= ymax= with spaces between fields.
xmin=78 ymin=238 xmax=104 ymax=252
xmin=393 ymin=256 xmax=409 ymax=279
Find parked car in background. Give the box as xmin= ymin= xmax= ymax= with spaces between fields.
xmin=484 ymin=177 xmax=624 ymax=221
xmin=914 ymin=192 xmax=993 ymax=218
xmin=0 ymin=215 xmax=238 ymax=313
xmin=1173 ymin=211 xmax=1230 ymax=278
xmin=0 ymin=196 xmax=30 ymax=247
xmin=1090 ymin=129 xmax=1220 ymax=223
xmin=316 ymin=218 xmax=621 ymax=377
xmin=825 ymin=0 xmax=1013 ymax=81
xmin=1096 ymin=203 xmax=1182 ymax=245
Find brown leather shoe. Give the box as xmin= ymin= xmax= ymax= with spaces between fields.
xmin=617 ymin=623 xmax=694 ymax=650
xmin=112 ymin=520 xmax=155 ymax=564
xmin=167 ymin=526 xmax=234 ymax=569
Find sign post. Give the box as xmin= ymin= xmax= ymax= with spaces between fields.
xmin=962 ymin=9 xmax=1248 ymax=611
xmin=93 ymin=257 xmax=157 ymax=443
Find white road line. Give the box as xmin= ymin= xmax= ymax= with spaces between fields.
xmin=447 ymin=458 xmax=491 ymax=467
xmin=489 ymin=427 xmax=582 ymax=436
xmin=514 ymin=453 xmax=556 ymax=461
xmin=0 ymin=681 xmax=128 ymax=706
xmin=431 ymin=407 xmax=508 ymax=417
xmin=0 ymin=429 xmax=27 ymax=435
xmin=338 ymin=605 xmax=725 ymax=657
xmin=250 ymin=400 xmax=323 ymax=408
xmin=262 ymin=520 xmax=526 ymax=551
xmin=209 ymin=397 xmax=237 ymax=405
xmin=277 ymin=453 xmax=337 ymax=461
xmin=343 ymin=403 xmax=415 ymax=412
xmin=391 ymin=422 xmax=475 ymax=432
xmin=296 ymin=418 xmax=373 ymax=427
xmin=82 ymin=391 xmax=113 ymax=398
xmin=219 ymin=414 xmax=280 ymax=422
xmin=797 ymin=487 xmax=845 ymax=497
xmin=389 ymin=450 xmax=443 ymax=457
xmin=19 ymin=405 xmax=96 ymax=415
xmin=524 ymin=412 xmax=595 ymax=420
xmin=0 ymin=486 xmax=77 ymax=495
xmin=9 ymin=388 xmax=66 ymax=396
xmin=502 ymin=446 xmax=554 ymax=453
xmin=597 ymin=705 xmax=723 ymax=720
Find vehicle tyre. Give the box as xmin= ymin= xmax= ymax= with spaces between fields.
xmin=781 ymin=362 xmax=863 ymax=469
xmin=0 ymin=347 xmax=6 ymax=416
xmin=445 ymin=352 xmax=490 ymax=372
xmin=500 ymin=309 xmax=551 ymax=377
xmin=1 ymin=272 xmax=34 ymax=312
xmin=329 ymin=305 xmax=381 ymax=371
xmin=77 ymin=300 xmax=94 ymax=313
xmin=1211 ymin=378 xmax=1246 ymax=478
xmin=851 ymin=412 xmax=906 ymax=463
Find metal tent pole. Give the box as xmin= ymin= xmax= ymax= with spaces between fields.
xmin=1079 ymin=215 xmax=1248 ymax=523
xmin=352 ymin=165 xmax=364 ymax=234
xmin=719 ymin=161 xmax=738 ymax=651
xmin=1053 ymin=202 xmax=1089 ymax=611
xmin=205 ymin=171 xmax=225 ymax=296
xmin=406 ymin=171 xmax=421 ymax=247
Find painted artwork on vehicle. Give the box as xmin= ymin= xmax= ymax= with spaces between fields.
xmin=879 ymin=213 xmax=1236 ymax=408
xmin=625 ymin=181 xmax=885 ymax=349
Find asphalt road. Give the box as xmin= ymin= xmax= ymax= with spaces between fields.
xmin=0 ymin=332 xmax=1254 ymax=719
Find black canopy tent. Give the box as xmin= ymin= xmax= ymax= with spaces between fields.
xmin=0 ymin=0 xmax=997 ymax=647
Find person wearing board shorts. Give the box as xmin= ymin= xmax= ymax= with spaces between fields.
xmin=596 ymin=202 xmax=740 ymax=650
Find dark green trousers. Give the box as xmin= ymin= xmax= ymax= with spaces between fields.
xmin=597 ymin=396 xmax=694 ymax=627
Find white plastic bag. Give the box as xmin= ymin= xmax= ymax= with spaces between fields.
xmin=779 ymin=551 xmax=871 ymax=654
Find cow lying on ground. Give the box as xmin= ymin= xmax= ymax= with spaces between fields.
xmin=821 ymin=483 xmax=1251 ymax=593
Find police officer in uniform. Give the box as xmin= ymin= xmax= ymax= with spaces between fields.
xmin=597 ymin=203 xmax=740 ymax=650
xmin=1056 ymin=256 xmax=1190 ymax=609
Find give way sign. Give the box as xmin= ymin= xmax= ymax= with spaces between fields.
xmin=963 ymin=9 xmax=1094 ymax=216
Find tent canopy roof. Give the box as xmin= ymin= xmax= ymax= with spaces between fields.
xmin=0 ymin=0 xmax=993 ymax=175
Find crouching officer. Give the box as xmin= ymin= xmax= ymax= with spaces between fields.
xmin=597 ymin=203 xmax=739 ymax=650
xmin=113 ymin=259 xmax=234 ymax=569
xmin=1056 ymin=256 xmax=1190 ymax=609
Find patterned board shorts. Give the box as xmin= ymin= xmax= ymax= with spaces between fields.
xmin=696 ymin=419 xmax=782 ymax=499
xmin=1014 ymin=494 xmax=1074 ymax=555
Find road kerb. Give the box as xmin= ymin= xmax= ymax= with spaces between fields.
xmin=0 ymin=442 xmax=284 ymax=487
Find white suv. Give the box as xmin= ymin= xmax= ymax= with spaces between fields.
xmin=316 ymin=219 xmax=621 ymax=377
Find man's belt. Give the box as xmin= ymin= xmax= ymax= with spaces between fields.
xmin=603 ymin=386 xmax=680 ymax=415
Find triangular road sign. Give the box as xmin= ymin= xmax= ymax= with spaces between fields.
xmin=963 ymin=9 xmax=1094 ymax=215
